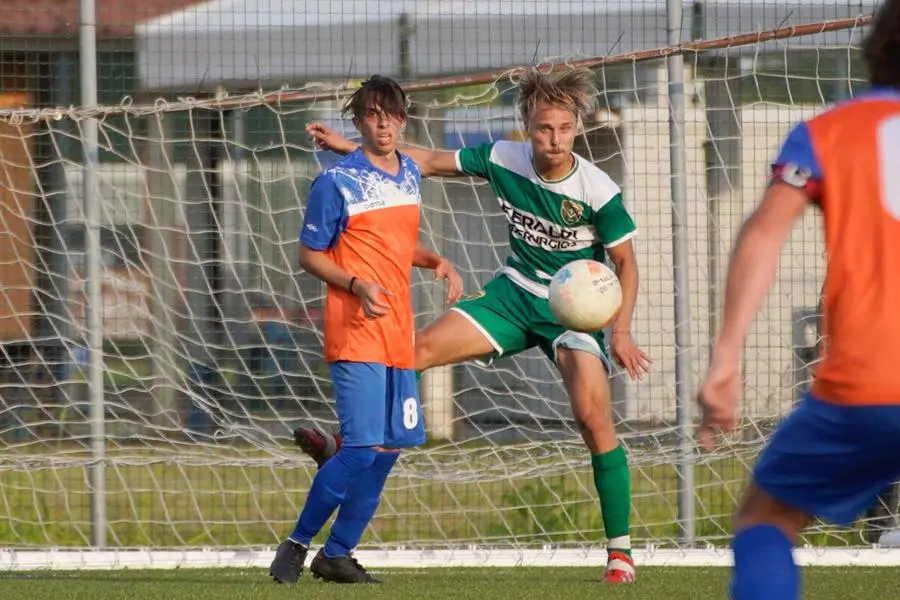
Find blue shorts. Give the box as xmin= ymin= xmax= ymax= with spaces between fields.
xmin=753 ymin=392 xmax=900 ymax=526
xmin=329 ymin=361 xmax=426 ymax=449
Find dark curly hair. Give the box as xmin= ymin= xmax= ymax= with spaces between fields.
xmin=863 ymin=0 xmax=900 ymax=88
xmin=342 ymin=75 xmax=407 ymax=122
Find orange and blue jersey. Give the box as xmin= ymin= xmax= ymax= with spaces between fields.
xmin=299 ymin=148 xmax=421 ymax=368
xmin=771 ymin=87 xmax=900 ymax=405
xmin=748 ymin=88 xmax=900 ymax=528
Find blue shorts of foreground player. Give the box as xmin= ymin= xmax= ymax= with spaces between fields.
xmin=753 ymin=392 xmax=900 ymax=526
xmin=330 ymin=361 xmax=426 ymax=448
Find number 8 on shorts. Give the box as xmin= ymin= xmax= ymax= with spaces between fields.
xmin=402 ymin=397 xmax=420 ymax=430
xmin=329 ymin=362 xmax=426 ymax=449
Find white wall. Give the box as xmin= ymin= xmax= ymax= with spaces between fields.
xmin=623 ymin=99 xmax=825 ymax=421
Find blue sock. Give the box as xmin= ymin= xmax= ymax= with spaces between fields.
xmin=731 ymin=524 xmax=799 ymax=600
xmin=289 ymin=446 xmax=378 ymax=546
xmin=323 ymin=451 xmax=400 ymax=558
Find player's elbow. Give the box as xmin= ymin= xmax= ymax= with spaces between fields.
xmin=607 ymin=245 xmax=636 ymax=274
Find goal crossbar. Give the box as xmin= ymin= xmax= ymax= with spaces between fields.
xmin=0 ymin=14 xmax=874 ymax=124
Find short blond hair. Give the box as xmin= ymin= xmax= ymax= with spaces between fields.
xmin=515 ymin=65 xmax=596 ymax=124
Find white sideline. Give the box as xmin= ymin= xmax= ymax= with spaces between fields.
xmin=3 ymin=546 xmax=900 ymax=570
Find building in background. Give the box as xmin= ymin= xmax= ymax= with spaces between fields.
xmin=1 ymin=1 xmax=206 ymax=347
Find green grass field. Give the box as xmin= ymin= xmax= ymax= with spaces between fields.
xmin=0 ymin=441 xmax=863 ymax=548
xmin=0 ymin=566 xmax=894 ymax=600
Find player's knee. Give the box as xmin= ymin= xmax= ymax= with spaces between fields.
xmin=414 ymin=332 xmax=437 ymax=371
xmin=335 ymin=445 xmax=379 ymax=472
xmin=733 ymin=483 xmax=808 ymax=541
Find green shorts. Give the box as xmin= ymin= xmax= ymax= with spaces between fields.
xmin=450 ymin=274 xmax=612 ymax=372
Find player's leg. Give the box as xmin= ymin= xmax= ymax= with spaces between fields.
xmin=729 ymin=394 xmax=900 ymax=600
xmin=729 ymin=484 xmax=808 ymax=600
xmin=270 ymin=361 xmax=385 ymax=584
xmin=416 ymin=277 xmax=534 ymax=371
xmin=310 ymin=367 xmax=425 ymax=584
xmin=307 ymin=449 xmax=393 ymax=584
xmin=528 ymin=287 xmax=634 ymax=583
xmin=553 ymin=341 xmax=634 ymax=583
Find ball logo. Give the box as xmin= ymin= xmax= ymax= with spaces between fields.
xmin=557 ymin=268 xmax=573 ymax=284
xmin=587 ymin=262 xmax=607 ymax=276
xmin=560 ymin=199 xmax=584 ymax=226
xmin=588 ymin=261 xmax=615 ymax=287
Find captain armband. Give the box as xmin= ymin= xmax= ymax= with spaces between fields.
xmin=770 ymin=162 xmax=821 ymax=200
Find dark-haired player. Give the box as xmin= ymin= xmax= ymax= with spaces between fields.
xmin=268 ymin=75 xmax=462 ymax=585
xmin=698 ymin=2 xmax=900 ymax=598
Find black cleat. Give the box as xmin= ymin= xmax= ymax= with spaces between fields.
xmin=269 ymin=539 xmax=308 ymax=584
xmin=309 ymin=548 xmax=381 ymax=584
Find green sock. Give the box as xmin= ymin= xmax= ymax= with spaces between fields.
xmin=591 ymin=445 xmax=632 ymax=558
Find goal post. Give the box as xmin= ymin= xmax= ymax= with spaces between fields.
xmin=1 ymin=13 xmax=896 ymax=569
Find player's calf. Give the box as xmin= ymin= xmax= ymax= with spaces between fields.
xmin=556 ymin=346 xmax=635 ymax=570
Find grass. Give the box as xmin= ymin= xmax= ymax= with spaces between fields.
xmin=0 ymin=566 xmax=896 ymax=600
xmin=0 ymin=441 xmax=865 ymax=549
xmin=0 ymin=352 xmax=865 ymax=550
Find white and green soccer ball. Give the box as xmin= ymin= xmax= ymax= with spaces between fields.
xmin=548 ymin=259 xmax=623 ymax=333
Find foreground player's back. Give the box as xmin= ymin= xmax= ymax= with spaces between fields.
xmin=795 ymin=90 xmax=900 ymax=403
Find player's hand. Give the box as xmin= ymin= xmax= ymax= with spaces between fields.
xmin=434 ymin=258 xmax=464 ymax=305
xmin=353 ymin=280 xmax=392 ymax=319
xmin=696 ymin=356 xmax=741 ymax=451
xmin=610 ymin=331 xmax=652 ymax=380
xmin=306 ymin=122 xmax=357 ymax=155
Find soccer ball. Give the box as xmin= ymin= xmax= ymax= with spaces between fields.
xmin=548 ymin=259 xmax=623 ymax=333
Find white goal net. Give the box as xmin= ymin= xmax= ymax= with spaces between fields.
xmin=0 ymin=12 xmax=895 ymax=569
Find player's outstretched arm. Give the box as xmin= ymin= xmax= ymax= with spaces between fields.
xmin=306 ymin=122 xmax=464 ymax=178
xmin=606 ymin=240 xmax=652 ymax=380
xmin=697 ymin=182 xmax=810 ymax=450
xmin=413 ymin=243 xmax=464 ymax=305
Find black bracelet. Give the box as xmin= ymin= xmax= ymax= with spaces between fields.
xmin=348 ymin=277 xmax=357 ymax=294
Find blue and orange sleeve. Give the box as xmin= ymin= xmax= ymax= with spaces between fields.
xmin=300 ymin=174 xmax=348 ymax=251
xmin=770 ymin=121 xmax=823 ymax=201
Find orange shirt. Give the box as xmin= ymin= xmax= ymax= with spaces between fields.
xmin=300 ymin=149 xmax=421 ymax=368
xmin=772 ymin=89 xmax=900 ymax=405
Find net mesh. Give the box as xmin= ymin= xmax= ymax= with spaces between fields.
xmin=0 ymin=12 xmax=891 ymax=554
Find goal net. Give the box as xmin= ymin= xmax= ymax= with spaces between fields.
xmin=0 ymin=13 xmax=893 ymax=569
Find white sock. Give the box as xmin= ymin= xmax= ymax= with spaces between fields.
xmin=608 ymin=535 xmax=631 ymax=552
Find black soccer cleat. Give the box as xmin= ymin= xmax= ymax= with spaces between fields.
xmin=309 ymin=548 xmax=381 ymax=584
xmin=269 ymin=539 xmax=308 ymax=584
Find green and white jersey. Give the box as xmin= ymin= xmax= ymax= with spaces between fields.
xmin=455 ymin=140 xmax=637 ymax=298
